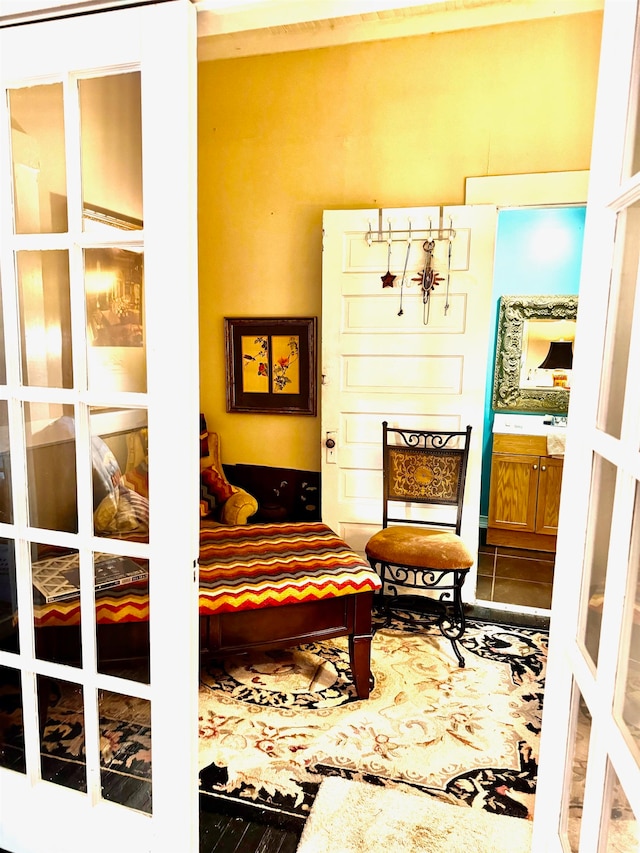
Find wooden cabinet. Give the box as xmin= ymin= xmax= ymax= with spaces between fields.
xmin=487 ymin=433 xmax=563 ymax=552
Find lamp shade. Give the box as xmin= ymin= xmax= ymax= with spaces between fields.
xmin=538 ymin=340 xmax=573 ymax=370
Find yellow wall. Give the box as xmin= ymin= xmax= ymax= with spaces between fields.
xmin=198 ymin=12 xmax=602 ymax=471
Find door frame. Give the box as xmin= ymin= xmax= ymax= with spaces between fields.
xmin=533 ymin=0 xmax=640 ymax=848
xmin=0 ymin=3 xmax=200 ymax=850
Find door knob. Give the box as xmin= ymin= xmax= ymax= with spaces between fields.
xmin=326 ymin=437 xmax=336 ymax=449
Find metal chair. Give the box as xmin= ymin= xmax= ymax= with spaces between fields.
xmin=365 ymin=422 xmax=473 ymax=667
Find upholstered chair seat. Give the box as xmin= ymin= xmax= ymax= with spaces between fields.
xmin=365 ymin=526 xmax=474 ymax=572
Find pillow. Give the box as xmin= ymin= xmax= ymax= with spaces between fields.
xmin=200 ymin=466 xmax=234 ymax=516
xmin=123 ymin=429 xmax=149 ymax=498
xmin=91 ymin=435 xmax=122 ymax=525
xmin=95 ymin=484 xmax=149 ymax=537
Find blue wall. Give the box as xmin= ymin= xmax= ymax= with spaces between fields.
xmin=480 ymin=206 xmax=586 ymax=519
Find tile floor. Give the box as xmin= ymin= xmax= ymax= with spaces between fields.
xmin=476 ymin=533 xmax=555 ymax=611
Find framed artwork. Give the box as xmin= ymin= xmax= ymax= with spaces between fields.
xmin=225 ymin=317 xmax=317 ymax=415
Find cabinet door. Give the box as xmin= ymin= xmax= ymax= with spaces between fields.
xmin=535 ymin=456 xmax=563 ymax=535
xmin=487 ymin=453 xmax=539 ymax=532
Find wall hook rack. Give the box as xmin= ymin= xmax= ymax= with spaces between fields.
xmin=365 ymin=209 xmax=455 ymax=245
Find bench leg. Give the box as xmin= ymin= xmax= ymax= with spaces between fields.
xmin=349 ymin=634 xmax=373 ymax=699
xmin=349 ymin=591 xmax=374 ymax=699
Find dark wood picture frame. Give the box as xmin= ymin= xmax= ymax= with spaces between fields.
xmin=224 ymin=317 xmax=317 ymax=415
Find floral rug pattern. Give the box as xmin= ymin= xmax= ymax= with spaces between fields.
xmin=0 ymin=617 xmax=546 ymax=823
xmin=0 ymin=675 xmax=151 ymax=787
xmin=198 ymin=617 xmax=547 ymax=820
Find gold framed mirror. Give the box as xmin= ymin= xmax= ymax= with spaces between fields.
xmin=492 ymin=294 xmax=578 ymax=413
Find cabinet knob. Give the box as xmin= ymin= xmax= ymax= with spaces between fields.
xmin=532 ymin=464 xmax=538 ymax=470
xmin=541 ymin=465 xmax=547 ymax=471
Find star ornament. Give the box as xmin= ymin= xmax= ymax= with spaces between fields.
xmin=381 ymin=270 xmax=397 ymax=288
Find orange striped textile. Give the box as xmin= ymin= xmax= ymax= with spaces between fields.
xmin=33 ymin=521 xmax=381 ymax=627
xmin=33 ymin=581 xmax=149 ymax=628
xmin=198 ymin=521 xmax=381 ymax=615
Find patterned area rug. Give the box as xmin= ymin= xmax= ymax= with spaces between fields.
xmin=0 ymin=673 xmax=152 ymax=806
xmin=198 ymin=616 xmax=547 ymax=822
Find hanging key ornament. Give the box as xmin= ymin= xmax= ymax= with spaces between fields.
xmin=413 ymin=239 xmax=444 ymax=324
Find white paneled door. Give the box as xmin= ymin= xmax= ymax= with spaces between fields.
xmin=533 ymin=0 xmax=640 ymax=850
xmin=321 ymin=205 xmax=496 ymax=600
xmin=0 ymin=3 xmax=199 ymax=851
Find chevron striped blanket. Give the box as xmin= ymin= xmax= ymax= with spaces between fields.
xmin=198 ymin=521 xmax=381 ymax=614
xmin=34 ymin=521 xmax=380 ymax=627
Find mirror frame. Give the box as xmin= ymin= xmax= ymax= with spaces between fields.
xmin=492 ymin=294 xmax=578 ymax=414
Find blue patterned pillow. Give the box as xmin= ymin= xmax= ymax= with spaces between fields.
xmin=92 ymin=435 xmax=122 ymax=524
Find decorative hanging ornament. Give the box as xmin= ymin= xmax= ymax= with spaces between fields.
xmin=397 ymin=227 xmax=412 ymax=316
xmin=443 ymin=237 xmax=453 ymax=316
xmin=381 ymin=230 xmax=396 ymax=288
xmin=412 ymin=239 xmax=444 ymax=324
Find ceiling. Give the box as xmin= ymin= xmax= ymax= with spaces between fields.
xmin=0 ymin=0 xmax=605 ymax=59
xmin=194 ymin=0 xmax=604 ymax=61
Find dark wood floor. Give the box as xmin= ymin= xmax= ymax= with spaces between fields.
xmin=200 ymin=797 xmax=301 ymax=853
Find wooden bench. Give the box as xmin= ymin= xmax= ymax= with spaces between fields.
xmin=34 ymin=521 xmax=381 ymax=699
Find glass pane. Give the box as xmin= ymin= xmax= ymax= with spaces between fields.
xmin=596 ymin=204 xmax=640 ymax=438
xmin=32 ymin=545 xmax=81 ymax=666
xmin=79 ymin=73 xmax=143 ymax=232
xmin=561 ymin=684 xmax=593 ymax=851
xmin=0 ymin=539 xmax=18 ymax=653
xmin=38 ymin=675 xmax=86 ymax=792
xmin=98 ymin=688 xmax=151 ymax=813
xmin=91 ymin=407 xmax=148 ymax=544
xmin=26 ymin=402 xmax=77 ymax=532
xmin=8 ymin=84 xmax=68 ymax=234
xmin=581 ymin=454 xmax=617 ymax=667
xmin=0 ymin=664 xmax=25 ymax=773
xmin=628 ymin=28 xmax=640 ymax=178
xmin=16 ymin=250 xmax=73 ymax=389
xmin=616 ymin=481 xmax=640 ymax=766
xmin=95 ymin=554 xmax=149 ymax=684
xmin=601 ymin=763 xmax=639 ymax=851
xmin=0 ymin=401 xmax=13 ymax=524
xmin=85 ymin=248 xmax=146 ymax=394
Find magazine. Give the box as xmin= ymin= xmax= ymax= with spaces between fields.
xmin=32 ymin=552 xmax=148 ymax=603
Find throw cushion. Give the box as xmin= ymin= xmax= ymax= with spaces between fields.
xmin=201 ymin=466 xmax=234 ymax=516
xmin=123 ymin=428 xmax=149 ymax=498
xmin=95 ymin=484 xmax=149 ymax=537
xmin=91 ymin=435 xmax=122 ymax=525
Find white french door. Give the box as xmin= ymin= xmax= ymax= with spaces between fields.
xmin=321 ymin=204 xmax=496 ymax=600
xmin=533 ymin=0 xmax=640 ymax=849
xmin=0 ymin=3 xmax=199 ymax=851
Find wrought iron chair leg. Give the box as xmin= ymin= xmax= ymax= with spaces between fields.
xmin=437 ymin=570 xmax=467 ymax=667
xmin=449 ymin=637 xmax=465 ymax=668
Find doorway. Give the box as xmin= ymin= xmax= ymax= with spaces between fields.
xmin=477 ymin=204 xmax=587 ymax=615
